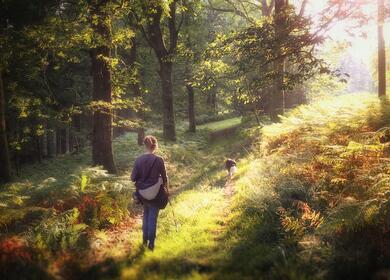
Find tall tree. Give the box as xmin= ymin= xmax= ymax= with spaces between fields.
xmin=132 ymin=0 xmax=185 ymax=141
xmin=186 ymin=83 xmax=196 ymax=132
xmin=88 ymin=0 xmax=117 ymax=173
xmin=270 ymin=0 xmax=289 ymax=121
xmin=0 ymin=69 xmax=11 ymax=182
xmin=378 ymin=0 xmax=386 ymax=97
xmin=262 ymin=0 xmax=275 ymax=17
xmin=123 ymin=34 xmax=145 ymax=145
xmin=183 ymin=31 xmax=197 ymax=133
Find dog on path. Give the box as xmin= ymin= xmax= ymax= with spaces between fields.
xmin=225 ymin=158 xmax=237 ymax=180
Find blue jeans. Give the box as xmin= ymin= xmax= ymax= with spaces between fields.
xmin=142 ymin=204 xmax=159 ymax=247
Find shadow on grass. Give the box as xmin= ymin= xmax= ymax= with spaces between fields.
xmin=209 ymin=205 xmax=284 ymax=280
xmin=0 ymin=260 xmax=54 ymax=280
xmin=126 ymin=256 xmax=214 ymax=280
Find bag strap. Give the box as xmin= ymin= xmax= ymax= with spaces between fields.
xmin=145 ymin=156 xmax=158 ymax=179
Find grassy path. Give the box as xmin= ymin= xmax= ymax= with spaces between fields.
xmin=198 ymin=117 xmax=242 ymax=131
xmin=119 ymin=137 xmax=242 ymax=279
xmin=79 ymin=131 xmax=245 ymax=280
xmin=121 ymin=189 xmax=231 ymax=279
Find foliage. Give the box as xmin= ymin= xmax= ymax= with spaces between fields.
xmin=0 ymin=0 xmax=388 ymax=278
xmin=254 ymin=93 xmax=390 ymax=278
xmin=31 ymin=208 xmax=88 ymax=253
xmin=304 ymin=73 xmax=348 ymax=102
xmin=204 ymin=7 xmax=328 ymax=115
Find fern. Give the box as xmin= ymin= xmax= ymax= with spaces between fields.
xmin=30 ymin=208 xmax=88 ymax=252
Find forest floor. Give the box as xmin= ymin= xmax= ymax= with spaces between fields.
xmin=81 ymin=123 xmax=250 ymax=280
xmin=0 ymin=118 xmax=252 ymax=280
xmin=1 ymin=94 xmax=390 ymax=280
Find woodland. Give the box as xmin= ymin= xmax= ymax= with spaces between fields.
xmin=0 ymin=0 xmax=389 ymax=279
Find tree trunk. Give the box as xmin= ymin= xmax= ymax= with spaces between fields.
xmin=378 ymin=0 xmax=386 ymax=97
xmin=186 ymin=84 xmax=196 ymax=132
xmin=14 ymin=121 xmax=21 ymax=176
xmin=270 ymin=0 xmax=288 ymax=121
xmin=0 ymin=69 xmax=11 ymax=183
xmin=36 ymin=135 xmax=42 ymax=163
xmin=56 ymin=128 xmax=62 ymax=154
xmin=120 ymin=39 xmax=145 ymax=143
xmin=158 ymin=61 xmax=176 ymax=141
xmin=72 ymin=114 xmax=81 ymax=153
xmin=137 ymin=127 xmax=145 ymax=146
xmin=89 ymin=0 xmax=117 ymax=174
xmin=41 ymin=126 xmax=48 ymax=158
xmin=47 ymin=128 xmax=56 ymax=157
xmin=207 ymin=92 xmax=217 ymax=112
xmin=270 ymin=61 xmax=285 ymax=121
xmin=261 ymin=0 xmax=274 ymax=16
xmin=129 ymin=38 xmax=142 ymax=98
xmin=139 ymin=2 xmax=178 ymax=141
xmin=65 ymin=125 xmax=70 ymax=153
xmin=58 ymin=126 xmax=70 ymax=154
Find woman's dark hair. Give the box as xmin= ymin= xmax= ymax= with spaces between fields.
xmin=144 ymin=135 xmax=158 ymax=151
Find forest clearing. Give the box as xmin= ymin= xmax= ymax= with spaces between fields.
xmin=0 ymin=0 xmax=389 ymax=279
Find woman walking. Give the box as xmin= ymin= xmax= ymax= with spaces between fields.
xmin=131 ymin=135 xmax=168 ymax=251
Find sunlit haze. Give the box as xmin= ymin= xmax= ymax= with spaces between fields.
xmin=291 ymin=0 xmax=389 ymax=91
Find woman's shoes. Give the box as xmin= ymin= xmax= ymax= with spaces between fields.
xmin=142 ymin=239 xmax=155 ymax=251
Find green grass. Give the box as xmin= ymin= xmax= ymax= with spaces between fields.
xmin=198 ymin=117 xmax=242 ymax=131
xmin=2 ymin=94 xmax=389 ymax=279
xmin=0 ymin=120 xmax=248 ymax=279
xmin=121 ymin=189 xmax=229 ymax=279
xmin=226 ymin=93 xmax=390 ymax=279
xmin=262 ymin=92 xmax=390 ymax=146
xmin=80 ymin=130 xmax=247 ymax=280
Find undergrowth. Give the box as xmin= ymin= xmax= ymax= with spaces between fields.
xmin=1 ymin=95 xmax=389 ymax=280
xmin=0 ymin=120 xmax=241 ymax=279
xmin=220 ymin=93 xmax=390 ymax=279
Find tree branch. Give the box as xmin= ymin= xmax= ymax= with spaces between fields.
xmin=206 ymin=0 xmax=255 ymax=23
xmin=299 ymin=0 xmax=308 ymax=17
